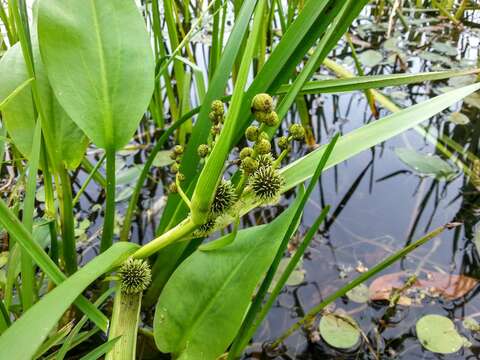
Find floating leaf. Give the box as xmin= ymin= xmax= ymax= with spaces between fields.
xmin=346 ymin=283 xmax=369 ymax=303
xmin=319 ymin=313 xmax=361 ymax=349
xmin=268 ymin=258 xmax=305 ymax=292
xmin=359 ymin=50 xmax=383 ymax=68
xmin=395 ymin=148 xmax=457 ymax=180
xmin=432 ymin=42 xmax=458 ymax=56
xmin=416 ymin=314 xmax=464 ymax=354
xmin=448 ymin=112 xmax=470 ymax=125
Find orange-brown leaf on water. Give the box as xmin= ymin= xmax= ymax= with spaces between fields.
xmin=369 ymin=271 xmax=479 ymax=304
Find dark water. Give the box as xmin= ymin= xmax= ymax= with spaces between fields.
xmin=71 ymin=6 xmax=480 ymax=360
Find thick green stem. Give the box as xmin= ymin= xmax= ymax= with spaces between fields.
xmin=100 ymin=149 xmax=116 ymax=252
xmin=58 ymin=167 xmax=77 ymax=274
xmin=105 ymin=285 xmax=142 ymax=360
xmin=132 ymin=217 xmax=197 ymax=259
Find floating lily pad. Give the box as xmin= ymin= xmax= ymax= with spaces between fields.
xmin=463 ymin=317 xmax=480 ymax=332
xmin=416 ymin=314 xmax=464 ymax=354
xmin=448 ymin=112 xmax=470 ymax=125
xmin=268 ymin=258 xmax=305 ymax=292
xmin=319 ymin=313 xmax=361 ymax=349
xmin=432 ymin=42 xmax=458 ymax=56
xmin=346 ymin=283 xmax=369 ymax=303
xmin=359 ymin=50 xmax=383 ymax=68
xmin=395 ymin=148 xmax=457 ymax=180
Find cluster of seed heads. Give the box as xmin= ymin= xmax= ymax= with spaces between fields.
xmin=168 ymin=145 xmax=185 ymax=193
xmin=250 ymin=166 xmax=284 ymax=201
xmin=118 ymin=258 xmax=152 ymax=295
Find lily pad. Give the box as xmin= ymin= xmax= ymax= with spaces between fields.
xmin=346 ymin=283 xmax=369 ymax=303
xmin=153 ymin=150 xmax=175 ymax=167
xmin=416 ymin=314 xmax=464 ymax=354
xmin=432 ymin=42 xmax=458 ymax=56
xmin=268 ymin=258 xmax=305 ymax=292
xmin=463 ymin=317 xmax=480 ymax=332
xmin=448 ymin=112 xmax=470 ymax=125
xmin=319 ymin=313 xmax=361 ymax=349
xmin=359 ymin=50 xmax=383 ymax=68
xmin=395 ymin=148 xmax=457 ymax=180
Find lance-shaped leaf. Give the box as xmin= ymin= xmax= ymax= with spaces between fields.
xmin=154 ymin=196 xmax=302 ymax=359
xmin=37 ymin=0 xmax=155 ymax=151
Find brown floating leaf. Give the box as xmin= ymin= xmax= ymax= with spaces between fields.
xmin=369 ymin=271 xmax=478 ymax=304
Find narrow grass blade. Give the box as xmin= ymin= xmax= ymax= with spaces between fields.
xmin=79 ymin=337 xmax=121 ymax=360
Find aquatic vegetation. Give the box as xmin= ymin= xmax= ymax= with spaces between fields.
xmin=0 ymin=0 xmax=479 ymax=358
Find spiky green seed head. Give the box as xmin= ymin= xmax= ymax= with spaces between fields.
xmin=250 ymin=166 xmax=284 ymax=201
xmin=211 ymin=100 xmax=224 ymax=115
xmin=177 ymin=172 xmax=186 ymax=182
xmin=197 ymin=144 xmax=210 ymax=158
xmin=211 ymin=181 xmax=236 ymax=215
xmin=245 ymin=126 xmax=259 ymax=142
xmin=168 ymin=183 xmax=178 ymax=193
xmin=194 ymin=218 xmax=216 ymax=237
xmin=289 ymin=124 xmax=306 ymax=141
xmin=170 ymin=162 xmax=179 ymax=174
xmin=241 ymin=156 xmax=259 ymax=174
xmin=278 ymin=136 xmax=290 ymax=150
xmin=239 ymin=147 xmax=254 ymax=160
xmin=211 ymin=124 xmax=222 ymax=135
xmin=119 ymin=258 xmax=152 ymax=294
xmin=263 ymin=111 xmax=280 ymax=127
xmin=254 ymin=139 xmax=271 ymax=155
xmin=257 ymin=153 xmax=274 ymax=169
xmin=251 ymin=93 xmax=274 ymax=113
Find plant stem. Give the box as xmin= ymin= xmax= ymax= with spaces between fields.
xmin=132 ymin=217 xmax=197 ymax=259
xmin=58 ymin=168 xmax=77 ymax=274
xmin=105 ymin=285 xmax=142 ymax=360
xmin=100 ymin=149 xmax=116 ymax=252
xmin=271 ymin=223 xmax=458 ymax=348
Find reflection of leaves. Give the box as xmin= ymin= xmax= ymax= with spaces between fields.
xmin=395 ymin=148 xmax=457 ymax=180
xmin=369 ymin=271 xmax=478 ymax=303
xmin=319 ymin=312 xmax=361 ymax=349
xmin=448 ymin=112 xmax=470 ymax=125
xmin=268 ymin=258 xmax=305 ymax=292
xmin=416 ymin=314 xmax=465 ymax=354
xmin=358 ymin=50 xmax=383 ymax=68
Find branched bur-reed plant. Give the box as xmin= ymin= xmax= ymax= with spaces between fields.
xmin=0 ymin=0 xmax=479 ymax=359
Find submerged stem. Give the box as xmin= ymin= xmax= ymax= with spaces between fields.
xmin=58 ymin=167 xmax=77 ymax=274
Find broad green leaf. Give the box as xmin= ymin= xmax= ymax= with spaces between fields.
xmin=416 ymin=314 xmax=464 ymax=354
xmin=37 ymin=0 xmax=155 ymax=151
xmin=0 ymin=242 xmax=138 ymax=360
xmin=395 ymin=148 xmax=457 ymax=180
xmin=154 ymin=200 xmax=301 ymax=359
xmin=319 ymin=313 xmax=361 ymax=349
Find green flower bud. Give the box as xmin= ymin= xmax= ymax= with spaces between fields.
xmin=253 ymin=110 xmax=268 ymax=124
xmin=289 ymin=124 xmax=306 ymax=141
xmin=251 ymin=93 xmax=274 ymax=113
xmin=254 ymin=139 xmax=271 ymax=155
xmin=168 ymin=183 xmax=178 ymax=193
xmin=250 ymin=166 xmax=284 ymax=201
xmin=197 ymin=144 xmax=210 ymax=158
xmin=194 ymin=218 xmax=216 ymax=237
xmin=170 ymin=162 xmax=179 ymax=173
xmin=177 ymin=172 xmax=186 ymax=182
xmin=258 ymin=131 xmax=269 ymax=141
xmin=239 ymin=147 xmax=254 ymax=160
xmin=278 ymin=136 xmax=290 ymax=150
xmin=173 ymin=145 xmax=184 ymax=155
xmin=263 ymin=111 xmax=279 ymax=127
xmin=118 ymin=258 xmax=152 ymax=294
xmin=211 ymin=181 xmax=237 ymax=215
xmin=241 ymin=156 xmax=259 ymax=174
xmin=211 ymin=100 xmax=224 ymax=116
xmin=245 ymin=126 xmax=259 ymax=142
